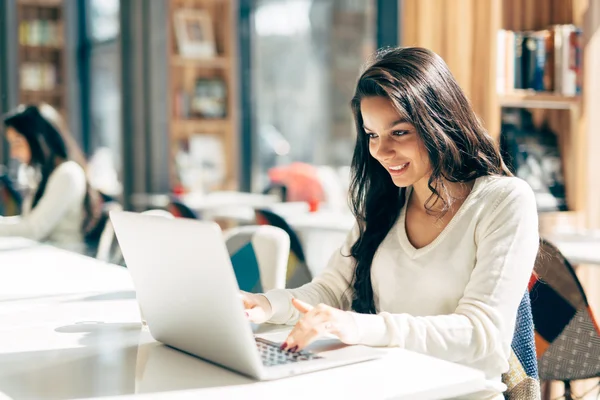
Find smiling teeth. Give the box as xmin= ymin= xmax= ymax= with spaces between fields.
xmin=389 ymin=163 xmax=408 ymax=171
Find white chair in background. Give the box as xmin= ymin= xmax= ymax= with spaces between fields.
xmin=96 ymin=202 xmax=123 ymax=263
xmin=223 ymin=225 xmax=290 ymax=291
xmin=141 ymin=209 xmax=175 ymax=219
xmin=96 ymin=209 xmax=173 ymax=264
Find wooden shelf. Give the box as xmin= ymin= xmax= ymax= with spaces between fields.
xmin=21 ymin=45 xmax=62 ymax=51
xmin=21 ymin=88 xmax=63 ymax=96
xmin=539 ymin=211 xmax=586 ymax=235
xmin=499 ymin=91 xmax=581 ymax=110
xmin=172 ymin=119 xmax=229 ymax=138
xmin=17 ymin=0 xmax=67 ymax=114
xmin=171 ymin=55 xmax=229 ymax=69
xmin=169 ymin=0 xmax=238 ymax=191
xmin=18 ymin=0 xmax=62 ymax=7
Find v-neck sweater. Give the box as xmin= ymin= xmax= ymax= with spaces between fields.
xmin=264 ymin=175 xmax=539 ymax=398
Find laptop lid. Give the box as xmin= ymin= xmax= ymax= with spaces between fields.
xmin=110 ymin=211 xmax=263 ymax=377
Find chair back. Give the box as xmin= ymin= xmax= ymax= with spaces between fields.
xmin=503 ymin=292 xmax=540 ymax=399
xmin=95 ymin=202 xmax=124 ymax=263
xmin=0 ymin=173 xmax=22 ymax=216
xmin=529 ymin=239 xmax=600 ymax=381
xmin=255 ymin=209 xmax=312 ymax=288
xmin=97 ymin=209 xmax=173 ymax=265
xmin=224 ymin=225 xmax=290 ymax=292
xmin=142 ymin=209 xmax=175 ymax=219
xmin=168 ymin=198 xmax=199 ymax=219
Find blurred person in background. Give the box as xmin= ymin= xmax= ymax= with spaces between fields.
xmin=1 ymin=104 xmax=101 ymax=252
xmin=242 ymin=47 xmax=539 ymax=400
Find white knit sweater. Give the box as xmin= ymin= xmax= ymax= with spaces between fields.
xmin=0 ymin=161 xmax=86 ymax=251
xmin=264 ymin=175 xmax=539 ymax=399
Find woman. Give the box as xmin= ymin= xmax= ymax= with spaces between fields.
xmin=1 ymin=104 xmax=100 ymax=252
xmin=242 ymin=47 xmax=539 ymax=399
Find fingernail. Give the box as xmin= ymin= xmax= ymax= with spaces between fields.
xmin=290 ymin=345 xmax=298 ymax=353
xmin=244 ymin=311 xmax=249 ymax=317
xmin=280 ymin=342 xmax=288 ymax=350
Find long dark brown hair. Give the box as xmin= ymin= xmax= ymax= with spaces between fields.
xmin=348 ymin=47 xmax=512 ymax=314
xmin=3 ymin=104 xmax=101 ymax=236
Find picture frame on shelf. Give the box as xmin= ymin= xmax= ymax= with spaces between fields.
xmin=173 ymin=9 xmax=216 ymax=59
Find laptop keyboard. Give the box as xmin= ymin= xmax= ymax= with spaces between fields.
xmin=255 ymin=337 xmax=323 ymax=367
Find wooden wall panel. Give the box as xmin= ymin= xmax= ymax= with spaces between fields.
xmin=443 ymin=0 xmax=474 ymax=100
xmin=401 ymin=0 xmax=499 ymax=134
xmin=501 ymin=0 xmax=575 ymax=30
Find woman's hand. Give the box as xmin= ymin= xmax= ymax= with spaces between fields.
xmin=281 ymin=298 xmax=359 ymax=352
xmin=240 ymin=291 xmax=273 ymax=324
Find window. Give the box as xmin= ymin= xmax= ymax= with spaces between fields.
xmin=89 ymin=0 xmax=119 ymax=42
xmin=250 ymin=0 xmax=376 ymax=191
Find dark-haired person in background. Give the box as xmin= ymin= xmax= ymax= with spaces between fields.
xmin=1 ymin=104 xmax=100 ymax=252
xmin=241 ymin=47 xmax=539 ymax=399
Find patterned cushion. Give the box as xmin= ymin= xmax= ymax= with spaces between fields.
xmin=503 ymin=292 xmax=541 ymax=399
xmin=530 ymin=239 xmax=600 ymax=381
xmin=229 ymin=242 xmax=263 ymax=293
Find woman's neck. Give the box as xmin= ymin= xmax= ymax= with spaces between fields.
xmin=410 ymin=176 xmax=474 ymax=213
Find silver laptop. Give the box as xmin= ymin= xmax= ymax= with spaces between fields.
xmin=110 ymin=211 xmax=382 ymax=380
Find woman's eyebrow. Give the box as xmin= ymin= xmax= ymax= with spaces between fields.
xmin=363 ymin=118 xmax=409 ymax=132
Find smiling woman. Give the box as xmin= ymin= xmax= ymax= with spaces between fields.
xmin=242 ymin=47 xmax=540 ymax=400
xmin=361 ymin=99 xmax=430 ymax=188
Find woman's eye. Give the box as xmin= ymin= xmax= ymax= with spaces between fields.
xmin=366 ymin=133 xmax=378 ymax=139
xmin=392 ymin=130 xmax=409 ymax=137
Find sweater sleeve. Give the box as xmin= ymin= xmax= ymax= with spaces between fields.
xmin=0 ymin=162 xmax=86 ymax=241
xmin=263 ymin=222 xmax=360 ymax=325
xmin=347 ymin=180 xmax=539 ymax=373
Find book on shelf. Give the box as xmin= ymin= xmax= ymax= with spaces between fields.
xmin=19 ymin=14 xmax=63 ymax=48
xmin=497 ymin=25 xmax=582 ymax=96
xmin=20 ymin=62 xmax=58 ymax=90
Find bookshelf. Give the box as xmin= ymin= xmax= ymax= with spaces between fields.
xmin=167 ymin=0 xmax=238 ymax=193
xmin=402 ymin=0 xmax=600 ymax=234
xmin=16 ymin=0 xmax=66 ymax=116
xmin=496 ymin=0 xmax=588 ymax=235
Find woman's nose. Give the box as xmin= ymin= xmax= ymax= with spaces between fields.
xmin=375 ymin=138 xmax=396 ymax=161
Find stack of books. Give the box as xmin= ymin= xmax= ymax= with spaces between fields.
xmin=497 ymin=24 xmax=582 ymax=96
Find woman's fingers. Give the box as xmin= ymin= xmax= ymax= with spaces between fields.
xmin=281 ymin=311 xmax=330 ymax=352
xmin=291 ymin=298 xmax=313 ymax=313
xmin=239 ymin=291 xmax=270 ymax=324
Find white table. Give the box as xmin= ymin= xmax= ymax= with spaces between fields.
xmin=130 ymin=191 xmax=280 ymax=221
xmin=0 ymin=240 xmax=486 ymax=400
xmin=265 ymin=204 xmax=355 ymax=275
xmin=546 ymin=232 xmax=600 ymax=266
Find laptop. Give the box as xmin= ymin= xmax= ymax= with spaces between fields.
xmin=110 ymin=211 xmax=382 ymax=380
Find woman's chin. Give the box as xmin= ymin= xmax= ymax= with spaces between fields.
xmin=390 ymin=175 xmax=413 ymax=188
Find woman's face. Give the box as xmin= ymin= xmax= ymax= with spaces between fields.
xmin=361 ymin=96 xmax=431 ymax=188
xmin=6 ymin=127 xmax=31 ymax=164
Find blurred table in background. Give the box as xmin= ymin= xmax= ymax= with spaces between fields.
xmin=131 ymin=191 xmax=280 ymax=221
xmin=266 ymin=203 xmax=354 ymax=276
xmin=546 ymin=231 xmax=600 ymax=266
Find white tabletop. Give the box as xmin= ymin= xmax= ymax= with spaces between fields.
xmin=546 ymin=232 xmax=600 ymax=266
xmin=130 ymin=191 xmax=280 ymax=219
xmin=0 ymin=240 xmax=486 ymax=400
xmin=181 ymin=191 xmax=280 ymax=212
